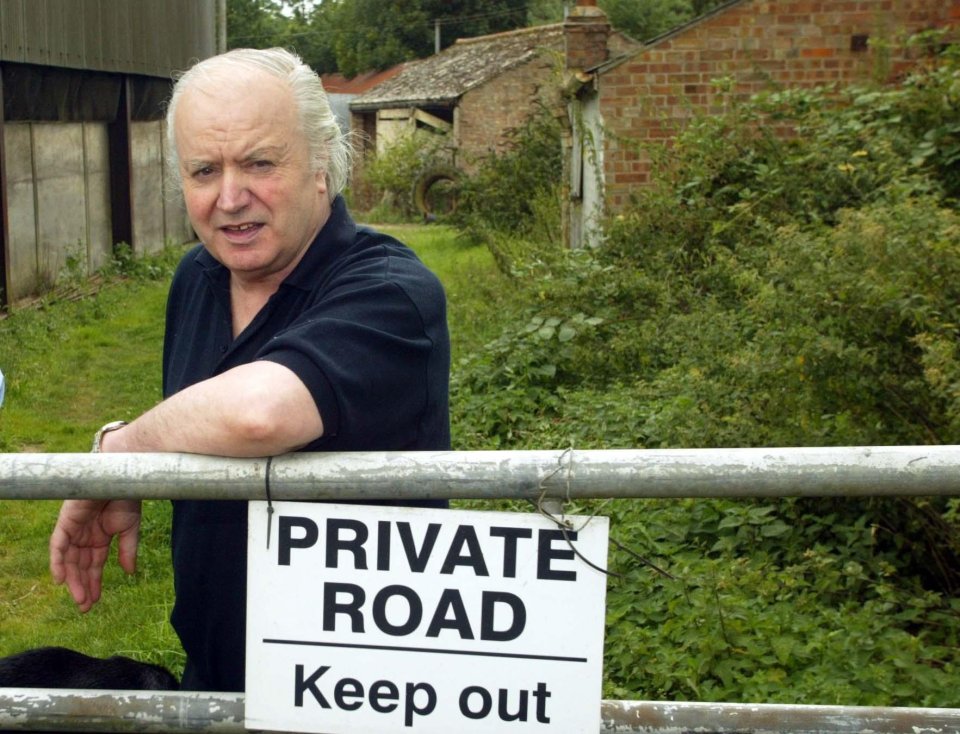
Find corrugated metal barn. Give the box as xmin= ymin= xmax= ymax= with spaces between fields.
xmin=0 ymin=0 xmax=223 ymax=304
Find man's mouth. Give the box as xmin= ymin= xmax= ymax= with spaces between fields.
xmin=220 ymin=222 xmax=265 ymax=242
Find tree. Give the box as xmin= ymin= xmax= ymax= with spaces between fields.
xmin=282 ymin=0 xmax=340 ymax=72
xmin=225 ymin=0 xmax=724 ymax=76
xmin=601 ymin=0 xmax=691 ymax=41
xmin=526 ymin=0 xmax=567 ymax=25
xmin=527 ymin=0 xmax=735 ymax=44
xmin=425 ymin=0 xmax=531 ymax=49
xmin=227 ymin=0 xmax=287 ymax=48
xmin=332 ymin=0 xmax=431 ymax=75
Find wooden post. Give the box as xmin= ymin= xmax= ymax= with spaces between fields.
xmin=107 ymin=76 xmax=133 ymax=254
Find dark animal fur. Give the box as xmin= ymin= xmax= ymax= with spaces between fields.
xmin=0 ymin=646 xmax=178 ymax=690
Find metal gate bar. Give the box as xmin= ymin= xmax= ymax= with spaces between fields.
xmin=2 ymin=445 xmax=960 ymax=501
xmin=3 ymin=447 xmax=959 ymax=732
xmin=1 ymin=690 xmax=958 ymax=733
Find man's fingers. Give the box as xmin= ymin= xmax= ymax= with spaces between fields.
xmin=49 ymin=529 xmax=67 ymax=584
xmin=54 ymin=544 xmax=96 ymax=612
xmin=49 ymin=499 xmax=142 ymax=611
xmin=116 ymin=526 xmax=140 ymax=576
xmin=49 ymin=500 xmax=121 ymax=611
xmin=49 ymin=522 xmax=81 ymax=586
xmin=64 ymin=571 xmax=91 ymax=612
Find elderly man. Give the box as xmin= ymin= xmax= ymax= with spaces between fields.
xmin=49 ymin=48 xmax=450 ymax=692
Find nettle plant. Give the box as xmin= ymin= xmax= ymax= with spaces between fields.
xmin=450 ymin=41 xmax=960 ymax=705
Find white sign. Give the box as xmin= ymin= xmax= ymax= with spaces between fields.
xmin=245 ymin=501 xmax=609 ymax=734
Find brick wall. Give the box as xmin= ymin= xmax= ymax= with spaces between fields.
xmin=457 ymin=52 xmax=560 ymax=168
xmin=598 ymin=0 xmax=960 ymax=210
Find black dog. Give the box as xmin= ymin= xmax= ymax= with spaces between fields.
xmin=0 ymin=646 xmax=178 ymax=690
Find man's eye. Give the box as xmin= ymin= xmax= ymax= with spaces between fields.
xmin=192 ymin=167 xmax=215 ymax=179
xmin=251 ymin=160 xmax=274 ymax=170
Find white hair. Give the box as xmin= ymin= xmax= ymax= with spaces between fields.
xmin=165 ymin=47 xmax=352 ymax=195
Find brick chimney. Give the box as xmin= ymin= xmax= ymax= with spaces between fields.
xmin=564 ymin=0 xmax=611 ymax=71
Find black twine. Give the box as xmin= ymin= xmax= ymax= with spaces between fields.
xmin=265 ymin=456 xmax=275 ymax=550
xmin=534 ymin=447 xmax=677 ymax=582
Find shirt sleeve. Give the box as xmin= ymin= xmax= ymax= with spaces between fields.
xmin=255 ymin=263 xmax=448 ymax=452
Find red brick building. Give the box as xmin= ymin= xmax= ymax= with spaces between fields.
xmin=348 ymin=22 xmax=637 ymax=209
xmin=346 ymin=0 xmax=957 ymax=244
xmin=565 ymin=0 xmax=960 ymax=246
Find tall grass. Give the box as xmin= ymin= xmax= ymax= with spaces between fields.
xmin=0 ymin=225 xmax=502 ymax=674
xmin=0 ymin=269 xmax=180 ymax=669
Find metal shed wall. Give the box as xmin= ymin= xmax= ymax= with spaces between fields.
xmin=0 ymin=0 xmax=221 ymax=304
xmin=0 ymin=0 xmax=217 ymax=79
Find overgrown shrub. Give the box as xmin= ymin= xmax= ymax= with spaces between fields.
xmin=456 ymin=42 xmax=960 ymax=450
xmin=359 ymin=130 xmax=454 ymax=220
xmin=455 ymin=103 xmax=564 ymax=261
xmin=602 ymin=495 xmax=960 ymax=705
xmin=450 ymin=43 xmax=960 ymax=705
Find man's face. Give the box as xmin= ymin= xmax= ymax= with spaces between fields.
xmin=174 ymin=70 xmax=329 ymax=287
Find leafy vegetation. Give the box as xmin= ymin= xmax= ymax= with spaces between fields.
xmin=2 ymin=33 xmax=959 ymax=710
xmin=455 ymin=104 xmax=565 ymax=250
xmin=448 ymin=43 xmax=960 ymax=704
xmin=356 ymin=131 xmax=455 ymax=220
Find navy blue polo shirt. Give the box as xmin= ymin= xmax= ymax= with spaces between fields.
xmin=163 ymin=196 xmax=450 ymax=692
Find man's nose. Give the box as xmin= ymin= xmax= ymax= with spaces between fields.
xmin=216 ymin=170 xmax=251 ymax=212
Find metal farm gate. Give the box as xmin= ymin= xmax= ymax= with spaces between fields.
xmin=1 ymin=446 xmax=959 ymax=733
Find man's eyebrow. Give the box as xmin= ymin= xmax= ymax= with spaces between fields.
xmin=183 ymin=158 xmax=213 ymax=171
xmin=180 ymin=145 xmax=290 ymax=170
xmin=244 ymin=145 xmax=288 ymax=161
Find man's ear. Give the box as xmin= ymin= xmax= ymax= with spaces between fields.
xmin=315 ymin=167 xmax=329 ymax=196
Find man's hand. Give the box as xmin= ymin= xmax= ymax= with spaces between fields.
xmin=47 ymin=363 xmax=320 ymax=612
xmin=49 ymin=499 xmax=142 ymax=613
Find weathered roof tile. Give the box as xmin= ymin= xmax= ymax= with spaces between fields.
xmin=350 ymin=24 xmax=564 ymax=110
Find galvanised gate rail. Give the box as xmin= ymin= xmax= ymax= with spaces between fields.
xmin=1 ymin=446 xmax=959 ymax=734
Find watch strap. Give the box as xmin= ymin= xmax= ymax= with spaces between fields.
xmin=91 ymin=420 xmax=128 ymax=453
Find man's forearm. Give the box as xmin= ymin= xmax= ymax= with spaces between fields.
xmin=101 ymin=361 xmax=324 ymax=457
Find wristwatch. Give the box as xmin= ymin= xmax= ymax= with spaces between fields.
xmin=91 ymin=420 xmax=128 ymax=453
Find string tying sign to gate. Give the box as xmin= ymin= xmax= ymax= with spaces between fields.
xmin=245 ymin=501 xmax=609 ymax=734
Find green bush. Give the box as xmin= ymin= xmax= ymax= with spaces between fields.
xmin=455 ymin=103 xmax=564 ymax=262
xmin=602 ymin=494 xmax=960 ymax=705
xmin=450 ymin=43 xmax=960 ymax=705
xmin=359 ymin=130 xmax=454 ymax=220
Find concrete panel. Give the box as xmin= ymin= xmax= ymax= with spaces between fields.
xmin=83 ymin=122 xmax=113 ymax=272
xmin=163 ymin=179 xmax=193 ymax=246
xmin=130 ymin=120 xmax=165 ymax=254
xmin=34 ymin=123 xmax=87 ymax=284
xmin=3 ymin=123 xmax=38 ymax=300
xmin=159 ymin=119 xmax=194 ymax=246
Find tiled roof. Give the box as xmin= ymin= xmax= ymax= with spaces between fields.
xmin=321 ymin=65 xmax=405 ymax=95
xmin=350 ymin=24 xmax=564 ymax=110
